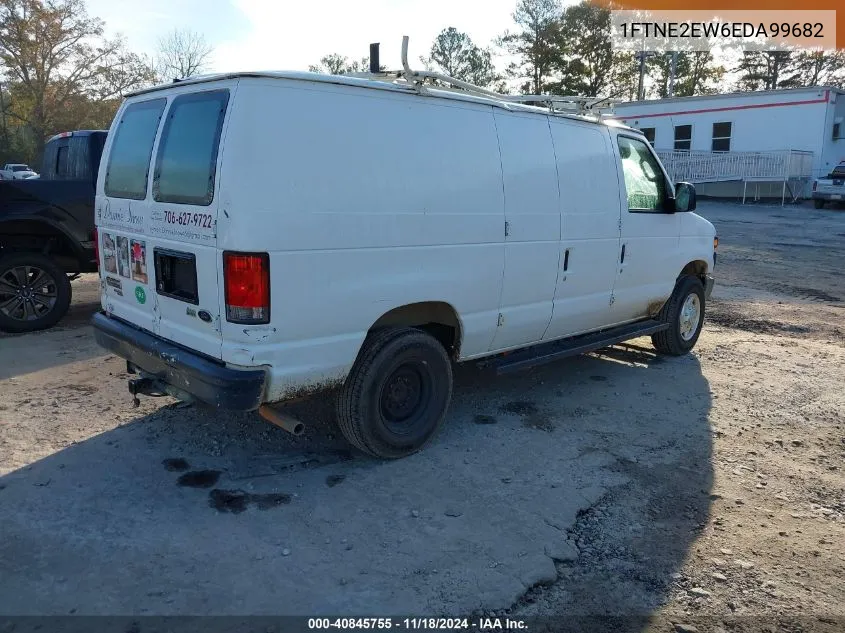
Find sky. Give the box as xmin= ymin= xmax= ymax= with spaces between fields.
xmin=85 ymin=0 xmax=528 ymax=74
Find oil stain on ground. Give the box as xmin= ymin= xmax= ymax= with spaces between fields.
xmin=474 ymin=414 xmax=497 ymax=425
xmin=325 ymin=474 xmax=346 ymax=488
xmin=177 ymin=470 xmax=221 ymax=488
xmin=499 ymin=401 xmax=554 ymax=432
xmin=499 ymin=401 xmax=538 ymax=416
xmin=162 ymin=458 xmax=190 ymax=472
xmin=209 ymin=489 xmax=291 ymax=514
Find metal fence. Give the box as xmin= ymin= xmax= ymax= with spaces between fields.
xmin=656 ymin=149 xmax=814 ymax=184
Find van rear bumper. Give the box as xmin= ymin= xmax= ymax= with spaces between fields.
xmin=92 ymin=312 xmax=266 ymax=411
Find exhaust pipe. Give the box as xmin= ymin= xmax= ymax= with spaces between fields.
xmin=259 ymin=405 xmax=305 ymax=436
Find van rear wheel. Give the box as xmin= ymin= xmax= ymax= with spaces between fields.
xmin=336 ymin=327 xmax=453 ymax=459
xmin=652 ymin=275 xmax=705 ymax=356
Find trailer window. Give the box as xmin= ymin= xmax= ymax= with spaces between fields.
xmin=640 ymin=127 xmax=656 ymax=145
xmin=153 ymin=90 xmax=229 ymax=206
xmin=674 ymin=125 xmax=692 ymax=151
xmin=104 ymin=99 xmax=167 ymax=199
xmin=712 ymin=122 xmax=732 ymax=152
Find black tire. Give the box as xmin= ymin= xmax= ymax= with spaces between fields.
xmin=0 ymin=252 xmax=72 ymax=333
xmin=652 ymin=275 xmax=705 ymax=356
xmin=336 ymin=327 xmax=453 ymax=459
xmin=814 ymin=199 xmax=825 ymax=209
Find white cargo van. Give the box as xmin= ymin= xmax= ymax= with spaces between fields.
xmin=92 ymin=66 xmax=716 ymax=459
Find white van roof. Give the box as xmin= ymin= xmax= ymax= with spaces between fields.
xmin=128 ymin=70 xmax=630 ymax=131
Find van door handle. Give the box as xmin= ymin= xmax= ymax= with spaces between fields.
xmin=620 ymin=244 xmax=626 ymax=264
xmin=563 ymin=249 xmax=570 ymax=271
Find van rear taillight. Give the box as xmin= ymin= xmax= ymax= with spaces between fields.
xmin=223 ymin=252 xmax=270 ymax=324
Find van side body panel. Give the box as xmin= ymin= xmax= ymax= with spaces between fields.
xmin=487 ymin=109 xmax=561 ymax=352
xmin=218 ymin=79 xmax=505 ymax=400
xmin=543 ymin=120 xmax=622 ymax=340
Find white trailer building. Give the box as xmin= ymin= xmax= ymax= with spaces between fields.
xmin=612 ymin=86 xmax=845 ymax=201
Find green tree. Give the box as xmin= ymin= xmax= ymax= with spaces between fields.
xmin=792 ymin=50 xmax=845 ymax=88
xmin=424 ymin=27 xmax=499 ymax=88
xmin=648 ymin=51 xmax=725 ymax=98
xmin=735 ymin=51 xmax=801 ymax=91
xmin=308 ymin=54 xmax=384 ymax=75
xmin=0 ymin=0 xmax=152 ymax=162
xmin=550 ymin=2 xmax=621 ymax=97
xmin=499 ymin=0 xmax=561 ymax=94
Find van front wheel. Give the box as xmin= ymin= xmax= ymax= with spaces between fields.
xmin=336 ymin=327 xmax=453 ymax=459
xmin=652 ymin=275 xmax=705 ymax=356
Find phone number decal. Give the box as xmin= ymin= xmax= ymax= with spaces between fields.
xmin=164 ymin=210 xmax=214 ymax=229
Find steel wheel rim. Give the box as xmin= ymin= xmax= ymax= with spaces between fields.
xmin=0 ymin=265 xmax=59 ymax=322
xmin=679 ymin=293 xmax=701 ymax=342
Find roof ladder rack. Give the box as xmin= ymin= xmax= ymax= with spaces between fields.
xmin=348 ymin=36 xmax=619 ymax=118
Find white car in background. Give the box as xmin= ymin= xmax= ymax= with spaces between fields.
xmin=812 ymin=161 xmax=845 ymax=209
xmin=1 ymin=163 xmax=39 ymax=180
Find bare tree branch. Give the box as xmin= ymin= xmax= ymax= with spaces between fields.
xmin=155 ymin=28 xmax=213 ymax=81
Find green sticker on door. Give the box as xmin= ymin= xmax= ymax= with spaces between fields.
xmin=135 ymin=286 xmax=146 ymax=304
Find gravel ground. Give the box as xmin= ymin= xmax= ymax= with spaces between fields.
xmin=0 ymin=200 xmax=843 ymax=631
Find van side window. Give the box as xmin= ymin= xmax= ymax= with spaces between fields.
xmin=104 ymin=98 xmax=167 ymax=199
xmin=618 ymin=136 xmax=666 ymax=212
xmin=153 ymin=90 xmax=229 ymax=206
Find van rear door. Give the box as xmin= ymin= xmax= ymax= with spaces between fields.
xmin=97 ymin=85 xmax=233 ymax=359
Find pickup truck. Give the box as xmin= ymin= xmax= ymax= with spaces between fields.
xmin=0 ymin=130 xmax=107 ymax=332
xmin=0 ymin=163 xmax=39 ymax=180
xmin=812 ymin=161 xmax=845 ymax=209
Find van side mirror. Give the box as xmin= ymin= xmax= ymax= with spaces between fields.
xmin=674 ymin=182 xmax=696 ymax=212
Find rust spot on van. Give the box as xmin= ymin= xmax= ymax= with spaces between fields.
xmin=647 ymin=299 xmax=667 ymax=318
xmin=271 ymin=376 xmax=346 ymax=405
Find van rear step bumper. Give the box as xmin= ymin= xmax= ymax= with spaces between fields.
xmin=92 ymin=312 xmax=266 ymax=411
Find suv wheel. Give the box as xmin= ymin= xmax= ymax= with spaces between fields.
xmin=0 ymin=253 xmax=72 ymax=333
xmin=652 ymin=275 xmax=705 ymax=356
xmin=336 ymin=327 xmax=453 ymax=459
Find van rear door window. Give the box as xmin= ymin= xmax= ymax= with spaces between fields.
xmin=104 ymin=98 xmax=166 ymax=199
xmin=153 ymin=90 xmax=229 ymax=206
